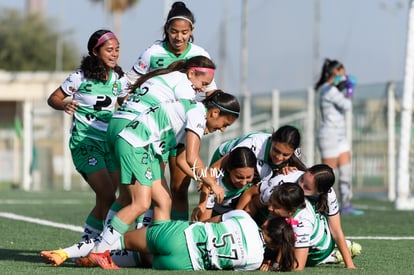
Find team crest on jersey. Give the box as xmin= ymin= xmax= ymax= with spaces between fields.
xmin=112 ymin=82 xmax=119 ymax=96
xmin=145 ymin=167 xmax=153 ymax=180
xmin=88 ymin=156 xmax=98 ymax=166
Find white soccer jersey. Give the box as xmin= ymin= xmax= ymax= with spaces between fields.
xmin=60 ymin=69 xmax=128 ymax=141
xmin=114 ymin=71 xmax=199 ymax=120
xmin=185 ymin=210 xmax=264 ymax=271
xmin=217 ymin=132 xmax=274 ymax=179
xmin=126 ymin=41 xmax=217 ymax=91
xmin=118 ymin=99 xmax=206 ymax=155
xmin=292 ymin=200 xmax=332 ymax=249
xmin=259 ymin=170 xmax=339 ymax=216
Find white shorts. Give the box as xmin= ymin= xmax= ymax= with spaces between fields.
xmin=317 ymin=130 xmax=350 ymax=159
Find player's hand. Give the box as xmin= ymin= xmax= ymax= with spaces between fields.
xmin=64 ymin=101 xmax=79 ymax=115
xmin=280 ymin=165 xmax=297 ymax=175
xmin=191 ymin=205 xmax=204 ymax=222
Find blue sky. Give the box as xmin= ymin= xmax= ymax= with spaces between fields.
xmin=0 ymin=0 xmax=409 ymax=95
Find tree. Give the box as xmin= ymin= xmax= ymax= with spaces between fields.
xmin=91 ymin=0 xmax=140 ymax=37
xmin=0 ymin=8 xmax=78 ymax=71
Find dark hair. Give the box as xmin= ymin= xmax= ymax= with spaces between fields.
xmin=227 ymin=147 xmax=260 ymax=184
xmin=81 ymin=29 xmax=123 ymax=80
xmin=314 ymin=58 xmax=344 ymax=90
xmin=271 ymin=125 xmax=307 ymax=172
xmin=264 ymin=217 xmax=297 ymax=271
xmin=270 ymin=182 xmax=306 ymax=214
xmin=129 ymin=55 xmax=215 ymax=93
xmin=202 ymin=90 xmax=240 ymax=119
xmin=163 ymin=1 xmax=195 ymax=43
xmin=227 ymin=147 xmax=256 ymax=170
xmin=307 ymin=164 xmax=335 ymax=214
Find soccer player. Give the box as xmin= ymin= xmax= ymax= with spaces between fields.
xmin=314 ymin=58 xmax=363 ymax=215
xmin=248 ymin=164 xmax=361 ymax=270
xmin=40 ymin=29 xmax=128 ymax=266
xmin=191 ymin=146 xmax=260 ymax=221
xmin=209 ymin=125 xmax=307 ymax=182
xmin=106 ymin=55 xmax=216 ymax=224
xmin=87 ymin=91 xmax=240 ymax=265
xmin=124 ymin=1 xmax=218 ymax=221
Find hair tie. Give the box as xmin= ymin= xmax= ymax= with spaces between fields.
xmin=190 ymin=67 xmax=215 ymax=74
xmin=167 ymin=16 xmax=193 ymax=26
xmin=211 ymin=101 xmax=239 ymax=115
xmin=93 ymin=32 xmax=117 ymax=50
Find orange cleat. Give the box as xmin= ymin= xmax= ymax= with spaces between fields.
xmin=40 ymin=250 xmax=68 ymax=266
xmin=75 ymin=257 xmax=98 ymax=267
xmin=88 ymin=250 xmax=120 ymax=270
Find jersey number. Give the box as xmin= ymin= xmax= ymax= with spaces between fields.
xmin=212 ymin=233 xmax=238 ymax=260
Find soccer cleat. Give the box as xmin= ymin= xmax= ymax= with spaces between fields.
xmin=340 ymin=205 xmax=364 ymax=215
xmin=88 ymin=250 xmax=120 ymax=270
xmin=75 ymin=257 xmax=98 ymax=267
xmin=40 ymin=249 xmax=68 ymax=266
xmin=333 ymin=241 xmax=362 ymax=263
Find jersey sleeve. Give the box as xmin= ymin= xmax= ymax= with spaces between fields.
xmin=184 ymin=106 xmax=206 ymax=139
xmin=173 ymin=77 xmax=197 ymax=100
xmin=60 ymin=70 xmax=83 ymax=96
xmin=292 ymin=207 xmax=313 ymax=248
xmin=325 ymin=85 xmax=352 ymax=111
xmin=327 ymin=188 xmax=340 ymax=216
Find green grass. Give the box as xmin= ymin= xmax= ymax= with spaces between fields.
xmin=1 ymin=186 xmax=414 ymax=274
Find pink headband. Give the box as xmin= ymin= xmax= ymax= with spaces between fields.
xmin=93 ymin=32 xmax=118 ymax=50
xmin=190 ymin=67 xmax=215 ymax=74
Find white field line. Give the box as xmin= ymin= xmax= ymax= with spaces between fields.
xmin=0 ymin=199 xmax=81 ymax=205
xmin=0 ymin=212 xmax=83 ymax=232
xmin=1 ymin=211 xmax=414 ymax=241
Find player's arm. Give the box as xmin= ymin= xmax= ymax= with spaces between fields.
xmin=175 ymin=146 xmax=197 ymax=178
xmin=236 ymin=184 xmax=260 ymax=216
xmin=293 ymin=247 xmax=309 ymax=270
xmin=328 ymin=213 xmax=356 ymax=269
xmin=191 ymin=184 xmax=213 ymax=222
xmin=185 ymin=130 xmax=224 ymax=203
xmin=47 ymin=87 xmax=78 ymax=115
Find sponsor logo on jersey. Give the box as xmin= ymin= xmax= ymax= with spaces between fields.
xmin=138 ymin=60 xmax=147 ymax=70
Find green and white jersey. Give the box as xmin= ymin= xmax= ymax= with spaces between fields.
xmin=215 ymin=132 xmax=274 ymax=179
xmin=206 ymin=173 xmax=252 ymax=214
xmin=61 ymin=69 xmax=128 ymax=141
xmin=118 ymin=99 xmax=206 ymax=156
xmin=292 ymin=199 xmax=335 ymax=265
xmin=185 ymin=210 xmax=265 ymax=271
xmin=126 ymin=41 xmax=217 ymax=90
xmin=258 ymin=170 xmax=340 ymax=215
xmin=113 ymin=71 xmax=198 ymax=120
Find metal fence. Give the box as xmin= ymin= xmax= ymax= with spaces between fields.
xmin=0 ymin=81 xmax=412 ymax=201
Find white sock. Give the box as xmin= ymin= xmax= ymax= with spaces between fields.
xmin=93 ymin=226 xmax=122 ymax=252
